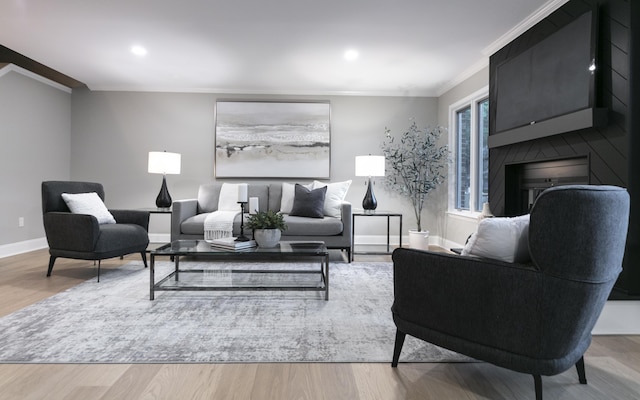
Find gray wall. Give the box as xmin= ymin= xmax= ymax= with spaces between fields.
xmin=0 ymin=69 xmax=71 ymax=246
xmin=70 ymin=90 xmax=438 ymax=239
xmin=1 ymin=64 xmax=488 ymax=251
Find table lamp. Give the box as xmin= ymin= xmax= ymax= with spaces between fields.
xmin=148 ymin=151 xmax=181 ymax=209
xmin=355 ymin=155 xmax=385 ymax=214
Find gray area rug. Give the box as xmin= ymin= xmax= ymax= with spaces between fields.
xmin=0 ymin=260 xmax=471 ymax=363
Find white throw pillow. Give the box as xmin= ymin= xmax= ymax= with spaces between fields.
xmin=461 ymin=214 xmax=530 ymax=263
xmin=61 ymin=192 xmax=116 ymax=224
xmin=280 ymin=182 xmax=313 ymax=214
xmin=218 ymin=183 xmax=242 ymax=212
xmin=312 ymin=180 xmax=352 ymax=218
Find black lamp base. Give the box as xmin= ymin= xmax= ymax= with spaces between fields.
xmin=362 ymin=178 xmax=377 ymax=213
xmin=155 ymin=175 xmax=172 ymax=208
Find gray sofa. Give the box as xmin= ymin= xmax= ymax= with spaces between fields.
xmin=171 ymin=183 xmax=352 ymax=260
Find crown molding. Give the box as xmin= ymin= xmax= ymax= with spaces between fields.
xmin=436 ymin=58 xmax=489 ymax=97
xmin=482 ymin=0 xmax=570 ymax=57
xmin=0 ymin=64 xmax=72 ymax=93
xmin=85 ymin=84 xmax=438 ymax=98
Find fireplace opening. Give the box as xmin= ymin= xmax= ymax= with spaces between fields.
xmin=504 ymin=156 xmax=590 ymax=216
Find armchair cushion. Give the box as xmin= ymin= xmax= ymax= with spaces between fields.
xmin=461 ymin=214 xmax=530 ymax=263
xmin=61 ymin=192 xmax=116 ymax=224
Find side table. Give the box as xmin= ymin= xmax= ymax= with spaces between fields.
xmin=139 ymin=207 xmax=172 ymax=251
xmin=351 ymin=210 xmax=403 ymax=261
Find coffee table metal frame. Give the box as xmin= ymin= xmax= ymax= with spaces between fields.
xmin=150 ymin=240 xmax=330 ymax=300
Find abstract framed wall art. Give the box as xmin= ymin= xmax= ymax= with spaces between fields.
xmin=214 ymin=100 xmax=331 ymax=178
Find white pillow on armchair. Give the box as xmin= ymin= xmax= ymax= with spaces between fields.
xmin=61 ymin=192 xmax=116 ymax=224
xmin=461 ymin=214 xmax=530 ymax=263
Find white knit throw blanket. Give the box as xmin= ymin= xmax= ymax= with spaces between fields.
xmin=204 ymin=210 xmax=239 ymax=241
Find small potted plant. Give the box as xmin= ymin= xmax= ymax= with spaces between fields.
xmin=246 ymin=210 xmax=288 ymax=248
xmin=381 ymin=121 xmax=448 ymax=250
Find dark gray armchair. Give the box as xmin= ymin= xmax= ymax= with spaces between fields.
xmin=42 ymin=181 xmax=150 ymax=281
xmin=391 ymin=185 xmax=630 ymax=400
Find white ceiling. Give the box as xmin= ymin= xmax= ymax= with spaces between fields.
xmin=0 ymin=0 xmax=568 ymax=96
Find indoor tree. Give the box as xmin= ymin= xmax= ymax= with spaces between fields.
xmin=381 ymin=121 xmax=448 ymax=233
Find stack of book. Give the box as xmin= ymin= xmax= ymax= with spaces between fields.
xmin=207 ymin=236 xmax=257 ymax=250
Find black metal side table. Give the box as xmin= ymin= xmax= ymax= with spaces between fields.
xmin=351 ymin=210 xmax=403 ymax=261
xmin=139 ymin=207 xmax=172 ymax=251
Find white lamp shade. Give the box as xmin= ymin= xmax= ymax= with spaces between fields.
xmin=148 ymin=151 xmax=181 ymax=174
xmin=355 ymin=155 xmax=385 ymax=177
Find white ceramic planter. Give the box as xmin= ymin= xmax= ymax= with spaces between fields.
xmin=253 ymin=229 xmax=281 ymax=248
xmin=408 ymin=230 xmax=430 ymax=250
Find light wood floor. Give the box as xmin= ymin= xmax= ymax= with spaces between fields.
xmin=1 ymin=249 xmax=639 ymax=400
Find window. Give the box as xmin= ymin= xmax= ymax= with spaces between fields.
xmin=449 ymin=88 xmax=489 ymax=214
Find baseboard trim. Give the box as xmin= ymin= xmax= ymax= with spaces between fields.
xmin=0 ymin=237 xmax=48 ymax=259
xmin=149 ymin=233 xmax=171 ymax=243
xmin=354 ymin=234 xmax=462 ymax=250
xmin=593 ymin=301 xmax=640 ymax=335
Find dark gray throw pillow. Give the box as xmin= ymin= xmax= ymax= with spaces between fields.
xmin=290 ymin=184 xmax=327 ymax=218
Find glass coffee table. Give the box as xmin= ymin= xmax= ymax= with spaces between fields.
xmin=150 ymin=240 xmax=330 ymax=300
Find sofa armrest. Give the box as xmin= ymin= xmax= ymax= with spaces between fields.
xmin=171 ymin=199 xmax=198 ymax=241
xmin=391 ymin=247 xmax=543 ymax=352
xmin=340 ymin=201 xmax=352 ymax=237
xmin=110 ymin=209 xmax=150 ymax=231
xmin=43 ymin=212 xmax=100 ymax=252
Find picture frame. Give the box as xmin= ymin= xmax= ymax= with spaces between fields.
xmin=214 ymin=100 xmax=331 ymax=178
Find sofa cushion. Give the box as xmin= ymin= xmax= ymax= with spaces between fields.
xmin=182 ymin=213 xmax=243 ymax=235
xmin=313 ymin=180 xmax=352 ymax=218
xmin=197 ymin=183 xmax=222 ymax=213
xmin=279 ymin=182 xmax=313 ymax=213
xmin=283 ymin=215 xmax=343 ymax=236
xmin=218 ymin=183 xmax=243 ymax=211
xmin=248 ymin=184 xmax=269 ymax=213
xmin=290 ymin=184 xmax=327 ymax=218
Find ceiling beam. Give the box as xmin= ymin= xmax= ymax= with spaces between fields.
xmin=0 ymin=44 xmax=86 ymax=89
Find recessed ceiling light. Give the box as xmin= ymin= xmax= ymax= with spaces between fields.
xmin=131 ymin=45 xmax=147 ymax=56
xmin=344 ymin=49 xmax=359 ymax=61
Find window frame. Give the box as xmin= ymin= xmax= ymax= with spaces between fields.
xmin=447 ymin=86 xmax=489 ymax=218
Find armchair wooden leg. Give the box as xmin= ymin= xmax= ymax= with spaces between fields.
xmin=141 ymin=251 xmax=148 ymax=268
xmin=391 ymin=329 xmax=406 ymax=367
xmin=97 ymin=260 xmax=101 ymax=283
xmin=576 ymin=356 xmax=587 ymax=384
xmin=46 ymin=256 xmax=57 ymax=277
xmin=533 ymin=374 xmax=543 ymax=400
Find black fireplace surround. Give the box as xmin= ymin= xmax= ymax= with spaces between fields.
xmin=488 ymin=0 xmax=639 ymax=297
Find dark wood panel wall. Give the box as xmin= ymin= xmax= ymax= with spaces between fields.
xmin=489 ymin=0 xmax=639 ymax=295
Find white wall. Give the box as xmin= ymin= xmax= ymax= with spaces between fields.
xmin=0 ymin=67 xmax=71 ymax=253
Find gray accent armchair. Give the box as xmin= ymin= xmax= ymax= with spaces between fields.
xmin=391 ymin=185 xmax=630 ymax=400
xmin=41 ymin=181 xmax=150 ymax=281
